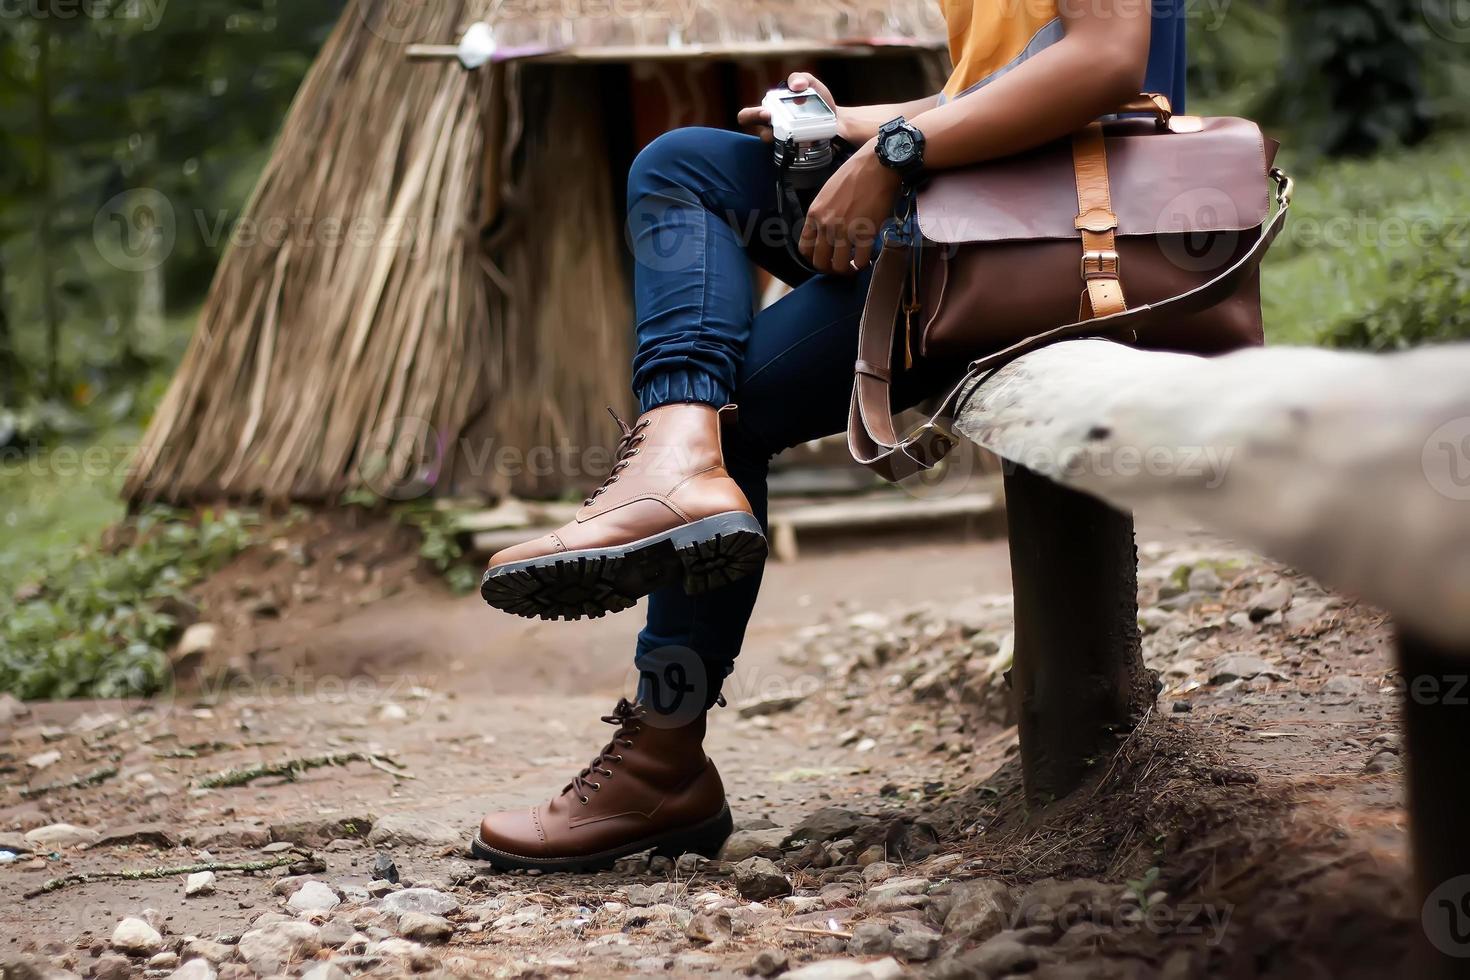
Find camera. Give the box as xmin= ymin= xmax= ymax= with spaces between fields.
xmin=763 ymin=84 xmax=840 ymax=191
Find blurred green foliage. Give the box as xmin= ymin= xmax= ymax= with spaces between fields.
xmin=0 ymin=507 xmax=256 ymax=699
xmin=1261 ymin=133 xmax=1470 ymax=347
xmin=0 ymin=0 xmax=343 ymax=444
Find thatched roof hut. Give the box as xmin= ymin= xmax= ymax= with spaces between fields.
xmin=125 ymin=0 xmax=947 ymax=505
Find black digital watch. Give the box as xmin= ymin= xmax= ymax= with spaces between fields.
xmin=875 ymin=117 xmax=926 ymax=183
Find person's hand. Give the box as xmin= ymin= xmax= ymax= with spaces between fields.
xmin=799 ymin=138 xmax=900 ymax=275
xmin=737 ymin=72 xmax=843 ymax=143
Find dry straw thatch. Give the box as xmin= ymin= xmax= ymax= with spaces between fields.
xmin=125 ymin=0 xmax=947 ymax=505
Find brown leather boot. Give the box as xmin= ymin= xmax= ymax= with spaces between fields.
xmin=471 ymin=699 xmax=732 ymax=871
xmin=480 ymin=403 xmax=767 ymax=621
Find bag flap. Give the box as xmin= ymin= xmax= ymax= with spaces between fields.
xmin=916 ymin=116 xmax=1271 ymax=244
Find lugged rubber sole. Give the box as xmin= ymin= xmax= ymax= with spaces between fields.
xmin=469 ymin=803 xmax=734 ymax=872
xmin=480 ymin=511 xmax=768 ymax=621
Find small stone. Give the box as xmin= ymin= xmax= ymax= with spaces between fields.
xmin=91 ymin=954 xmax=132 ymax=980
xmin=856 ymin=845 xmax=887 ymax=867
xmin=269 ymin=814 xmax=374 ymax=848
xmin=168 ymin=959 xmax=216 ymax=980
xmin=185 ymin=871 xmax=217 ymax=897
xmin=863 ymin=861 xmax=896 ymax=884
xmin=1209 ymin=655 xmax=1286 ymax=685
xmin=377 ymin=703 xmax=409 ymax=722
xmin=26 ymin=750 xmax=61 ymax=770
xmin=0 ymin=692 xmax=31 ymax=726
xmin=942 ymin=878 xmax=1015 ymax=942
xmin=685 ymin=910 xmax=733 ymax=944
xmin=111 ymin=918 xmax=164 ymax=957
xmin=734 ymin=857 xmax=793 ymax=901
xmin=848 ymin=920 xmax=895 ymax=955
xmin=365 ymin=814 xmax=462 ymax=850
xmin=787 ymin=807 xmax=871 ymax=846
xmin=648 ymin=854 xmax=675 ymax=875
xmin=1186 ymin=566 xmax=1223 ymax=593
xmin=182 ymin=823 xmax=271 ymax=850
xmin=93 ymin=824 xmax=181 ymax=850
xmin=396 ymin=912 xmax=454 ymax=943
xmin=788 ymin=839 xmax=832 ymax=869
xmin=785 ymin=958 xmax=905 ymax=980
xmin=24 ymin=824 xmax=100 ymax=850
xmin=287 ymin=880 xmax=341 ymax=914
xmin=1320 ymin=675 xmax=1361 ymax=697
xmin=962 ymin=933 xmax=1039 ymax=976
xmin=367 ymin=938 xmax=438 ymax=971
xmin=1248 ymin=583 xmax=1293 ymax=621
xmin=737 ymin=694 xmax=808 ymax=718
xmin=891 ymin=922 xmax=942 ymax=962
xmin=147 ymin=951 xmax=180 ymax=970
xmin=261 ymin=841 xmax=295 ymax=853
xmin=299 ymin=965 xmax=350 ymax=980
xmin=864 ymin=876 xmax=930 ymax=909
xmin=750 ymin=948 xmax=790 ymax=977
xmin=673 ymin=852 xmax=708 ymax=875
xmin=173 ymin=623 xmax=220 ymax=677
xmin=372 ymin=852 xmax=400 ymax=883
xmin=180 ymin=939 xmax=233 ymax=964
xmin=376 ymin=887 xmax=460 ymax=917
xmin=719 ymin=829 xmax=786 ymax=862
xmin=1172 ymin=700 xmax=1193 ymax=713
xmin=1285 ymin=598 xmax=1333 ymax=631
xmin=237 ymin=921 xmax=323 ymax=973
xmin=1364 ymin=750 xmax=1402 ymax=774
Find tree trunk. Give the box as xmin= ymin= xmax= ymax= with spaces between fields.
xmin=1004 ymin=462 xmax=1154 ymax=806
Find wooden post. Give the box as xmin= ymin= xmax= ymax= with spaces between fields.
xmin=1399 ymin=630 xmax=1470 ymax=977
xmin=1003 ymin=462 xmax=1154 ymax=806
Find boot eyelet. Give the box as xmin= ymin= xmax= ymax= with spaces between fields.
xmin=580 ymin=796 xmax=589 ymax=805
xmin=591 ymin=782 xmax=601 ymax=791
xmin=613 ymin=755 xmax=624 ymax=763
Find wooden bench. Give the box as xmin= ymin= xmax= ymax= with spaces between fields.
xmin=951 ymin=339 xmax=1470 ymax=976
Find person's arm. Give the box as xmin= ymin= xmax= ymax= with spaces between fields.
xmin=736 ymin=72 xmax=939 ymax=146
xmin=801 ymin=0 xmax=1153 ymax=274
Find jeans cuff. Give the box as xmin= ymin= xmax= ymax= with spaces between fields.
xmin=636 ymin=369 xmax=733 ymax=413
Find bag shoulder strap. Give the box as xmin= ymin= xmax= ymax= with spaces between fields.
xmin=848 ymin=168 xmax=1294 ymax=482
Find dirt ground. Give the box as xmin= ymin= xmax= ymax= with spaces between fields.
xmin=0 ymin=513 xmax=1422 ymax=979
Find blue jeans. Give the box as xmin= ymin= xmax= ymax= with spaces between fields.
xmin=626 ymin=127 xmax=960 ymax=717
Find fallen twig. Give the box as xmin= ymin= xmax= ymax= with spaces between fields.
xmin=24 ymin=855 xmax=299 ymax=899
xmin=20 ymin=766 xmax=119 ymax=800
xmin=195 ymin=752 xmax=407 ymax=789
xmin=783 ymin=926 xmax=854 ymax=939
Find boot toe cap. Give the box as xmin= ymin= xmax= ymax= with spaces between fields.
xmin=487 ymin=532 xmax=564 ymax=571
xmin=476 ymin=807 xmax=545 ymax=858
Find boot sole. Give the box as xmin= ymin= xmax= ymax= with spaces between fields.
xmin=480 ymin=511 xmax=767 ymax=621
xmin=468 ymin=803 xmax=734 ymax=872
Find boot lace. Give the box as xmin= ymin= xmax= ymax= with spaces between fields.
xmin=567 ymin=698 xmax=645 ymax=805
xmin=584 ymin=408 xmax=650 ymax=507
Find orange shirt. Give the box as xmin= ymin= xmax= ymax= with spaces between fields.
xmin=941 ymin=0 xmax=1063 ymax=99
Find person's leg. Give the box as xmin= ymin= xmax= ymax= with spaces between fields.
xmin=636 ymin=265 xmax=966 ymax=721
xmin=481 ymin=127 xmax=799 ymax=621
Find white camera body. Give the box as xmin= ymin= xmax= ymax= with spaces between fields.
xmin=762 ymin=87 xmax=839 ymax=145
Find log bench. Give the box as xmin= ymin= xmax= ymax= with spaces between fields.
xmin=949 ymin=339 xmax=1470 ymax=976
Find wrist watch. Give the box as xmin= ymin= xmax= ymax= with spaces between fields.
xmin=875 ymin=117 xmax=926 ymax=182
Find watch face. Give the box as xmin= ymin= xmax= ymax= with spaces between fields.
xmin=883 ymin=131 xmax=916 ymax=164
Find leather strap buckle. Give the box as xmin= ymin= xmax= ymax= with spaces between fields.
xmin=1081 ymin=250 xmax=1120 ymax=279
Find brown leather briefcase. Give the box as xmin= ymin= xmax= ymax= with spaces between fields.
xmin=848 ymin=94 xmax=1292 ymax=482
